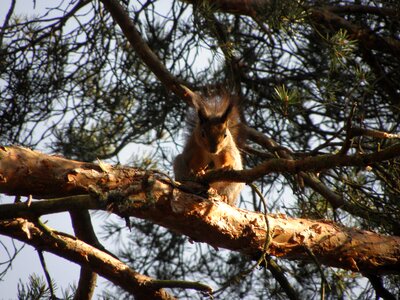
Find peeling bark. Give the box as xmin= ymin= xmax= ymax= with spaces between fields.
xmin=1 ymin=145 xmax=399 ymax=275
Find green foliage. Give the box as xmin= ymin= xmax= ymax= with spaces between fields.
xmin=329 ymin=29 xmax=358 ymax=70
xmin=273 ymin=84 xmax=301 ymax=116
xmin=17 ymin=274 xmax=74 ymax=300
xmin=17 ymin=275 xmax=51 ymax=300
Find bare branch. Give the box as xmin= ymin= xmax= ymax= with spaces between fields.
xmin=349 ymin=127 xmax=400 ymax=139
xmin=69 ymin=210 xmax=100 ymax=300
xmin=203 ymin=142 xmax=400 ymax=183
xmin=37 ymin=249 xmax=56 ymax=299
xmin=0 ymin=0 xmax=16 ymax=47
xmin=366 ymin=274 xmax=397 ymax=300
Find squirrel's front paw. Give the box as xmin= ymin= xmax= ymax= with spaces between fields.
xmin=196 ymin=169 xmax=206 ymax=176
xmin=220 ymin=165 xmax=234 ymax=171
xmin=207 ymin=187 xmax=229 ymax=202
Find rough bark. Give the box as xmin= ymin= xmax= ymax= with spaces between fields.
xmin=0 ymin=145 xmax=399 ymax=275
xmin=0 ymin=218 xmax=176 ymax=300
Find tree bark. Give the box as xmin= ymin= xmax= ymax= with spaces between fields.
xmin=1 ymin=145 xmax=399 ymax=275
xmin=0 ymin=218 xmax=176 ymax=300
xmin=70 ymin=210 xmax=99 ymax=300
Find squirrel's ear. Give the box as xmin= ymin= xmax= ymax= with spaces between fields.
xmin=221 ymin=101 xmax=234 ymax=123
xmin=180 ymin=84 xmax=208 ymax=123
xmin=180 ymin=84 xmax=204 ymax=109
xmin=198 ymin=107 xmax=208 ymax=124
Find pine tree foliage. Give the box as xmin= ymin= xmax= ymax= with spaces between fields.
xmin=17 ymin=274 xmax=74 ymax=300
xmin=1 ymin=0 xmax=400 ymax=299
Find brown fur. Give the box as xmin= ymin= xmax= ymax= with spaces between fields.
xmin=174 ymin=94 xmax=244 ymax=205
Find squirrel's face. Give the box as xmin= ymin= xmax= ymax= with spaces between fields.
xmin=195 ymin=100 xmax=234 ymax=154
xmin=197 ymin=121 xmax=230 ymax=154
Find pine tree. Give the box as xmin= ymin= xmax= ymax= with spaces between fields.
xmin=1 ymin=0 xmax=399 ymax=299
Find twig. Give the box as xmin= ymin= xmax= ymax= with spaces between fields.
xmin=37 ymin=249 xmax=56 ymax=299
xmin=250 ymin=184 xmax=299 ymax=300
xmin=211 ymin=264 xmax=255 ymax=297
xmin=212 ymin=183 xmax=271 ymax=296
xmin=249 ymin=183 xmax=271 ymax=263
xmin=304 ymin=246 xmax=331 ymax=300
xmin=211 ymin=183 xmax=271 ymax=297
xmin=99 ymin=0 xmax=198 ymax=106
xmin=26 ymin=195 xmax=33 ymax=207
xmin=151 ymin=279 xmax=212 ymax=293
xmin=0 ymin=0 xmax=16 ymax=47
xmin=212 ymin=183 xmax=298 ymax=299
xmin=0 ymin=239 xmax=24 ymax=280
xmin=338 ymin=102 xmax=357 ymax=155
xmin=265 ymin=258 xmax=299 ymax=300
xmin=349 ymin=127 xmax=400 ymax=139
xmin=152 ymin=169 xmax=209 ymax=199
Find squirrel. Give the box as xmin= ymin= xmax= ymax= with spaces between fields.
xmin=173 ymin=92 xmax=244 ymax=205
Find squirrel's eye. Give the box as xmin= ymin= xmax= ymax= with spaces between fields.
xmin=224 ymin=132 xmax=227 ymax=138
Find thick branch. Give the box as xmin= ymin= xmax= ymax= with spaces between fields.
xmin=0 ymin=146 xmax=102 ymax=198
xmin=0 ymin=146 xmax=399 ymax=275
xmin=0 ymin=218 xmax=175 ymax=300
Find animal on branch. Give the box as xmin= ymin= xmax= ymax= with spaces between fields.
xmin=173 ymin=91 xmax=244 ymax=205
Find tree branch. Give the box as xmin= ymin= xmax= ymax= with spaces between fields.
xmin=99 ymin=0 xmax=199 ymax=106
xmin=202 ymin=141 xmax=400 ymax=184
xmin=37 ymin=249 xmax=56 ymax=299
xmin=69 ymin=210 xmax=100 ymax=300
xmin=0 ymin=146 xmax=399 ymax=275
xmin=180 ymin=0 xmax=400 ymax=107
xmin=0 ymin=218 xmax=176 ymax=300
xmin=181 ymin=0 xmax=400 ymax=55
xmin=366 ymin=274 xmax=397 ymax=300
